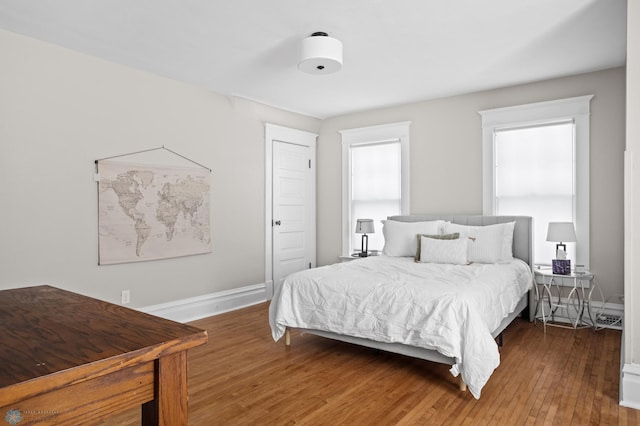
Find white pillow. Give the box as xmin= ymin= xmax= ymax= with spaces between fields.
xmin=418 ymin=235 xmax=468 ymax=265
xmin=443 ymin=221 xmax=515 ymax=263
xmin=381 ymin=220 xmax=445 ymax=257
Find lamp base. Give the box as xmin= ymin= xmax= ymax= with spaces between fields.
xmin=360 ymin=234 xmax=369 ymax=257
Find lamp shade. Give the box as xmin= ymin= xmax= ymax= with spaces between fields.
xmin=298 ymin=32 xmax=342 ymax=74
xmin=546 ymin=222 xmax=577 ymax=242
xmin=355 ymin=219 xmax=375 ymax=234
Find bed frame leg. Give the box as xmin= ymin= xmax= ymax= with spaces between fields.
xmin=459 ymin=377 xmax=467 ymax=392
xmin=284 ymin=328 xmax=291 ymax=346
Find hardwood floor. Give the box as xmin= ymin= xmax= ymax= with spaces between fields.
xmin=102 ymin=302 xmax=637 ymax=425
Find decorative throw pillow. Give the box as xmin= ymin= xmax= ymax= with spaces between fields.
xmin=418 ymin=235 xmax=469 ymax=265
xmin=415 ymin=233 xmax=460 ymax=261
xmin=443 ymin=221 xmax=515 ymax=263
xmin=381 ymin=220 xmax=445 ymax=257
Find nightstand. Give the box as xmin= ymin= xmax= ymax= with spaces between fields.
xmin=339 ymin=255 xmax=358 ymax=262
xmin=339 ymin=252 xmax=379 ymax=262
xmin=533 ymin=268 xmax=598 ymax=331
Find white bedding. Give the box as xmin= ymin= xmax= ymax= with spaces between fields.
xmin=269 ymin=255 xmax=533 ymax=399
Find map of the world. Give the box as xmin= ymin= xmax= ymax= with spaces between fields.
xmin=97 ymin=160 xmax=211 ymax=265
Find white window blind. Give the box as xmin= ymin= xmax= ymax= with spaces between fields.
xmin=494 ymin=121 xmax=575 ymax=264
xmin=351 ymin=141 xmax=401 ymax=252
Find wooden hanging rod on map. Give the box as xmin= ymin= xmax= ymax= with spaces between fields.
xmin=94 ymin=145 xmax=211 ymax=172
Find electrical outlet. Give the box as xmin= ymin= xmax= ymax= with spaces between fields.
xmin=121 ymin=289 xmax=130 ymax=304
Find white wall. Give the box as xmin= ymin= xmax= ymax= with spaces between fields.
xmin=626 ymin=0 xmax=640 ymax=363
xmin=318 ymin=67 xmax=626 ymax=302
xmin=0 ymin=27 xmax=628 ymax=315
xmin=0 ymin=29 xmax=320 ymax=307
xmin=623 ymin=0 xmax=640 ymax=403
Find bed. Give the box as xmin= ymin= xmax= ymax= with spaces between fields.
xmin=269 ymin=215 xmax=534 ymax=399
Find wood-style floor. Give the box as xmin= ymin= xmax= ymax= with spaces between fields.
xmin=102 ymin=302 xmax=637 ymax=425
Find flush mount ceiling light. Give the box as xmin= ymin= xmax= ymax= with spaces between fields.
xmin=298 ymin=31 xmax=343 ymax=75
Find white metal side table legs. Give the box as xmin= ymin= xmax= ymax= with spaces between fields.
xmin=533 ymin=269 xmax=595 ymax=332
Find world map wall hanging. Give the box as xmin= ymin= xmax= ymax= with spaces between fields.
xmin=96 ymin=159 xmax=211 ymax=265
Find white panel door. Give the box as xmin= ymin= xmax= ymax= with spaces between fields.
xmin=272 ymin=141 xmax=313 ymax=289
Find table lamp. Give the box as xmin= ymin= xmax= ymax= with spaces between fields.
xmin=546 ymin=222 xmax=576 ymax=274
xmin=355 ymin=219 xmax=375 ymax=257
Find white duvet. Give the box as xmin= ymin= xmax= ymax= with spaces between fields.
xmin=269 ymin=255 xmax=533 ymax=399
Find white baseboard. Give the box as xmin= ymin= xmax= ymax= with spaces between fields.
xmin=621 ymin=363 xmax=640 ymax=409
xmin=265 ymin=279 xmax=274 ymax=300
xmin=138 ymin=282 xmax=268 ymax=323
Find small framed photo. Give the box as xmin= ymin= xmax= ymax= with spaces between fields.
xmin=552 ymin=259 xmax=571 ymax=275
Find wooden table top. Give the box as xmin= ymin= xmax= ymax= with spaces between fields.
xmin=0 ymin=285 xmax=208 ymax=391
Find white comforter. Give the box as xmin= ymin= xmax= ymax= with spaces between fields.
xmin=269 ymin=255 xmax=533 ymax=399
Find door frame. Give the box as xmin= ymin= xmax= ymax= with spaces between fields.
xmin=265 ymin=123 xmax=317 ymax=299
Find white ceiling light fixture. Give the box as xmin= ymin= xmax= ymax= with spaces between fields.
xmin=298 ymin=31 xmax=343 ymax=75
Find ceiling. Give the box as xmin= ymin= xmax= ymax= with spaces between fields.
xmin=0 ymin=0 xmax=627 ymax=118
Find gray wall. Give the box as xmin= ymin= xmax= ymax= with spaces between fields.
xmin=318 ymin=67 xmax=626 ymax=300
xmin=0 ymin=29 xmax=320 ymax=306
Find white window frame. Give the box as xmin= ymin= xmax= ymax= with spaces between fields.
xmin=479 ymin=95 xmax=593 ymax=268
xmin=340 ymin=122 xmax=411 ymax=256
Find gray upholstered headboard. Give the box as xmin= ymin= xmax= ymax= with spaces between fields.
xmin=387 ymin=214 xmax=533 ymax=268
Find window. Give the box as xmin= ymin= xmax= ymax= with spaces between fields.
xmin=480 ymin=96 xmax=592 ymax=267
xmin=341 ymin=122 xmax=410 ymax=255
xmin=495 ymin=122 xmax=575 ymax=263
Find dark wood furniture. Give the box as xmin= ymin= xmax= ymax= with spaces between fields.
xmin=0 ymin=285 xmax=207 ymax=425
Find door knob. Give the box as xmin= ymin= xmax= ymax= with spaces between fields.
xmin=274 ymin=220 xmax=282 ymax=226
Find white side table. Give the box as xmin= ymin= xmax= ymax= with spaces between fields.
xmin=533 ymin=268 xmax=597 ymax=331
xmin=339 ymin=255 xmax=358 ymax=263
xmin=339 ymin=252 xmax=379 ymax=262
